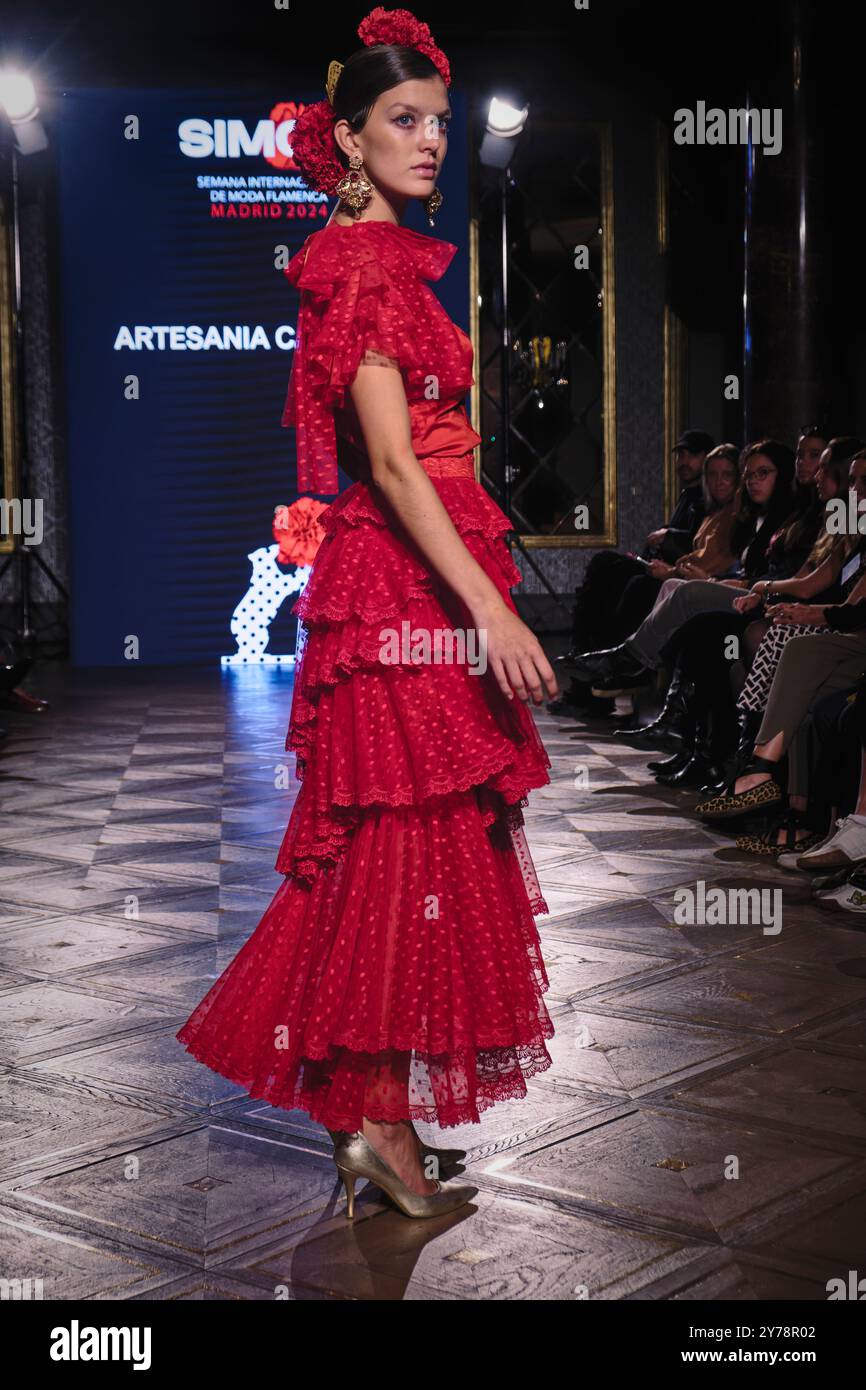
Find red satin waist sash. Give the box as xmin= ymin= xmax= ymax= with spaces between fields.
xmin=420 ymin=452 xmax=477 ymax=479
xmin=337 ymin=437 xmax=477 ymax=484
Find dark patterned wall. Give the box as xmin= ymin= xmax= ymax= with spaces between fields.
xmin=22 ymin=197 xmax=68 ymax=600
xmin=514 ymin=92 xmax=667 ymax=610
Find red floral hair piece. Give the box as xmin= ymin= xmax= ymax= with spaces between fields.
xmin=290 ymin=99 xmax=347 ymax=197
xmin=358 ymin=7 xmax=451 ymax=87
xmin=289 ymin=6 xmax=451 ymax=197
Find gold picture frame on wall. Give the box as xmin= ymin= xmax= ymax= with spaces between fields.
xmin=663 ymin=304 xmax=689 ymax=517
xmin=468 ymin=121 xmax=617 ymax=548
xmin=0 ymin=190 xmax=19 ymax=555
xmin=656 ymin=118 xmax=670 ymax=256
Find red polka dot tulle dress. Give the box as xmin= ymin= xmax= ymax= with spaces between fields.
xmin=176 ymin=219 xmax=554 ymax=1129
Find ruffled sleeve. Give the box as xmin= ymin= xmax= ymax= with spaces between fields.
xmin=280 ymin=223 xmax=472 ymax=497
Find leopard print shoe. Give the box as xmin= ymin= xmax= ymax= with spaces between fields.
xmin=735 ymin=815 xmax=825 ymax=856
xmin=695 ymin=756 xmax=783 ymax=820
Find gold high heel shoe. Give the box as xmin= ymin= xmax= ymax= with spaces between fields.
xmin=330 ymin=1130 xmax=478 ymax=1220
xmin=326 ymin=1126 xmax=467 ymax=1174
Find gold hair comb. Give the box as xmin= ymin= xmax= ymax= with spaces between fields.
xmin=326 ymin=60 xmax=344 ymax=107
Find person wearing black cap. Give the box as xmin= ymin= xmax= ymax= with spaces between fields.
xmin=647 ymin=430 xmax=716 ymax=563
xmin=552 ymin=428 xmax=715 ymax=708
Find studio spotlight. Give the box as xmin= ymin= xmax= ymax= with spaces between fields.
xmin=0 ymin=69 xmax=48 ymax=153
xmin=479 ymin=96 xmax=530 ymax=169
xmin=0 ymin=70 xmax=39 ymax=122
xmin=487 ymin=97 xmax=529 ymax=138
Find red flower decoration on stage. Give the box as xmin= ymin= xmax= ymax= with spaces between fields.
xmin=268 ymin=100 xmax=305 ymax=173
xmin=273 ymin=496 xmax=329 ymax=568
xmin=358 ymin=7 xmax=452 ymax=87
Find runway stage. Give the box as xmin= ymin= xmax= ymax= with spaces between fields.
xmin=1 ymin=664 xmax=865 ymax=1300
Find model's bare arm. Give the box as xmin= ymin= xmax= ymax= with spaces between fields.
xmin=348 ymin=363 xmax=559 ymax=704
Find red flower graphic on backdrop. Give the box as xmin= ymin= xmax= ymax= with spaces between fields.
xmin=267 ymin=101 xmax=306 ymax=172
xmin=273 ymin=496 xmax=328 ymax=567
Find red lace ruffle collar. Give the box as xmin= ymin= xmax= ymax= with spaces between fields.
xmin=288 ymin=219 xmax=458 ymax=289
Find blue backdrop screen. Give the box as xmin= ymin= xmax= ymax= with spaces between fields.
xmin=55 ymin=88 xmax=471 ymax=665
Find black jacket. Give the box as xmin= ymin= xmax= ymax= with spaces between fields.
xmin=642 ymin=482 xmax=706 ymax=563
xmin=823 ymin=543 xmax=866 ymax=628
xmin=826 ymin=600 xmax=866 ymax=632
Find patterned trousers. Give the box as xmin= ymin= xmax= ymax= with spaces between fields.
xmin=736 ymin=622 xmax=827 ymax=714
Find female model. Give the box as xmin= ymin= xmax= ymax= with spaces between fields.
xmin=176 ymin=6 xmax=559 ymax=1221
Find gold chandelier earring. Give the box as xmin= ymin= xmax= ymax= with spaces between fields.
xmin=335 ymin=153 xmax=374 ymax=217
xmin=425 ymin=187 xmax=444 ymax=227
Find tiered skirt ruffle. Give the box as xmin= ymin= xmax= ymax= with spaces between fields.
xmin=176 ymin=471 xmax=555 ymax=1128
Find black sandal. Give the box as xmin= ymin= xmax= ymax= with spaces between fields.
xmin=735 ymin=807 xmax=825 ymax=856
xmin=695 ymin=754 xmax=784 ymax=820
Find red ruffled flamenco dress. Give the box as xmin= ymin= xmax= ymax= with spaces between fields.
xmin=176 ymin=219 xmax=554 ymax=1129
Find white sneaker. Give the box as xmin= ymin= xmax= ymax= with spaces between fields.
xmin=797 ymin=816 xmax=866 ymax=870
xmin=778 ymin=827 xmax=834 ymax=871
xmin=815 ymin=867 xmax=866 ymax=912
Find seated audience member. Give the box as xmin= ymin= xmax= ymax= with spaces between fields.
xmin=622 ymin=438 xmax=859 ymax=791
xmin=604 ymin=444 xmax=741 ymax=674
xmin=773 ymin=680 xmax=865 ymax=868
xmin=763 ymin=669 xmax=866 ymax=911
xmin=567 ymin=439 xmax=799 ymax=691
xmin=730 ymin=443 xmax=866 ymax=725
xmin=779 ymin=672 xmax=866 ymax=911
xmin=551 ymin=428 xmax=714 ymax=710
xmin=695 ymin=508 xmax=866 ymax=848
xmin=640 ymin=443 xmax=741 ymax=581
xmin=646 ymin=429 xmax=718 ymax=561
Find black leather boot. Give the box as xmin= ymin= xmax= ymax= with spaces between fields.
xmin=698 ymin=764 xmax=732 ymax=797
xmin=612 ymin=665 xmax=690 ymax=746
xmin=648 ymin=745 xmax=693 ymax=776
xmin=656 ymin=725 xmax=706 ymax=786
xmin=695 ymin=708 xmax=739 ymax=794
xmin=562 ymin=642 xmax=652 ymax=689
xmin=654 ymin=695 xmax=699 ymax=784
xmin=688 ymin=716 xmax=731 ymax=794
xmin=658 ymin=712 xmax=724 ymax=788
xmin=726 ymin=707 xmax=764 ymax=789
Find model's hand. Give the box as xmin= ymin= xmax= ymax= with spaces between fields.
xmin=472 ymin=602 xmax=559 ymax=704
xmin=646 ymin=528 xmax=668 ymax=548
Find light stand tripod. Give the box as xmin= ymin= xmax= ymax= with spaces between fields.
xmin=0 ymin=128 xmax=68 ymax=657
